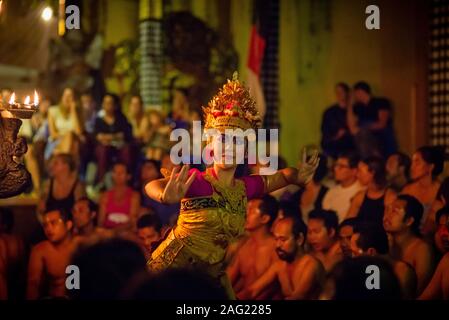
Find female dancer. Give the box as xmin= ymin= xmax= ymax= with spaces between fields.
xmin=145 ymin=74 xmax=319 ymax=298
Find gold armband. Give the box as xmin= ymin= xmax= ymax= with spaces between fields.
xmin=262 ymin=171 xmax=289 ymax=193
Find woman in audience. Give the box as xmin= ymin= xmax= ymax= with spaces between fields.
xmin=38 ymin=153 xmax=86 ymax=215
xmin=142 ymin=110 xmax=170 ymax=161
xmin=94 ymin=94 xmax=134 ymax=183
xmin=346 ymin=157 xmax=396 ymax=226
xmin=46 ymin=88 xmax=83 ymax=162
xmin=127 ymin=95 xmax=149 ymax=145
xmin=98 ymin=162 xmax=140 ymax=233
xmin=401 ymin=146 xmax=444 ymax=232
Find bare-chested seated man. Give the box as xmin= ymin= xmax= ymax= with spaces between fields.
xmin=419 ymin=252 xmax=449 ymax=300
xmin=27 ymin=209 xmax=80 ymax=300
xmin=307 ymin=209 xmax=343 ymax=272
xmin=136 ymin=214 xmax=162 ymax=259
xmin=350 ymin=223 xmax=417 ymax=299
xmin=72 ymin=197 xmax=98 ymax=237
xmin=242 ymin=215 xmax=324 ymax=299
xmin=0 ymin=208 xmax=25 ymax=300
xmin=227 ymin=195 xmax=280 ymax=299
xmin=72 ymin=197 xmax=113 ymax=241
xmin=383 ymin=195 xmax=435 ymax=296
xmin=338 ymin=218 xmax=358 ymax=259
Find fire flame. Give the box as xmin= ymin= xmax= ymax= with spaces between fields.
xmin=34 ymin=90 xmax=39 ymax=106
xmin=8 ymin=92 xmax=15 ymax=105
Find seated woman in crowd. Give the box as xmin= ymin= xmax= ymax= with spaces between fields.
xmin=98 ymin=162 xmax=140 ymax=234
xmin=346 ymin=157 xmax=396 ymax=226
xmin=401 ymin=146 xmax=444 ymax=232
xmin=142 ymin=110 xmax=170 ymax=161
xmin=94 ymin=94 xmax=134 ymax=183
xmin=38 ymin=153 xmax=86 ymax=216
xmin=127 ymin=95 xmax=149 ymax=146
xmin=46 ymin=88 xmax=83 ymax=163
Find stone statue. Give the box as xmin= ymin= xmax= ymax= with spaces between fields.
xmin=0 ymin=115 xmax=31 ymax=198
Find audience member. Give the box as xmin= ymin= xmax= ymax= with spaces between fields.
xmin=433 ymin=207 xmax=449 ymax=256
xmin=402 ymin=146 xmax=444 ymax=232
xmin=94 ymin=93 xmax=133 ymax=183
xmin=419 ymin=252 xmax=449 ymax=300
xmin=320 ymin=256 xmax=401 ymax=300
xmin=27 ymin=209 xmax=79 ymax=299
xmin=347 ymin=81 xmax=397 ymax=158
xmin=136 ymin=214 xmax=162 ymax=259
xmin=98 ymin=162 xmax=140 ymax=233
xmin=338 ymin=217 xmax=358 ymax=259
xmin=245 ymin=215 xmax=324 ymax=300
xmin=38 ymin=153 xmax=86 ymax=216
xmin=383 ymin=195 xmax=435 ymax=295
xmin=69 ymin=238 xmax=147 ymax=299
xmin=307 ymin=209 xmax=343 ymax=272
xmin=346 ymin=157 xmax=396 ymax=226
xmin=227 ymin=195 xmax=280 ymax=299
xmin=350 ymin=223 xmax=417 ymax=299
xmin=386 ymin=152 xmax=411 ymax=192
xmin=322 ymin=152 xmax=364 ymax=222
xmin=46 ymin=88 xmax=83 ymax=161
xmin=321 ymin=82 xmax=354 ymax=159
xmin=0 ymin=209 xmax=26 ymax=300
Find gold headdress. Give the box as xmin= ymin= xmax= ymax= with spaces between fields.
xmin=203 ymin=72 xmax=262 ymax=131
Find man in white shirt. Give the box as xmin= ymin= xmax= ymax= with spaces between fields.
xmin=322 ymin=152 xmax=364 ymax=222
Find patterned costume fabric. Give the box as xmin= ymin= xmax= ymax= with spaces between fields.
xmin=147 ymin=169 xmax=264 ymax=298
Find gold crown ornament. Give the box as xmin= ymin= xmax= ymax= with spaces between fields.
xmin=203 ymin=72 xmax=262 ymax=131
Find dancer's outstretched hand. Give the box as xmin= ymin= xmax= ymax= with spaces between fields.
xmin=297 ymin=147 xmax=320 ymax=186
xmin=161 ymin=165 xmax=197 ymax=204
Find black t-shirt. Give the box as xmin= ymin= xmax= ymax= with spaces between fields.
xmin=353 ymin=97 xmax=392 ymax=128
xmin=321 ymin=104 xmax=348 ymax=141
xmin=94 ymin=114 xmax=133 ymax=142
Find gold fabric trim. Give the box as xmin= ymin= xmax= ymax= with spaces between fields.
xmin=180 ymin=196 xmax=226 ymax=211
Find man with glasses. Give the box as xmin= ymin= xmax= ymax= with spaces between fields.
xmin=26 ymin=209 xmax=79 ymax=299
xmin=383 ymin=195 xmax=435 ymax=296
xmin=322 ymin=152 xmax=364 ymax=222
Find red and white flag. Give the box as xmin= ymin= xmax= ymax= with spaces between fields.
xmin=247 ymin=4 xmax=267 ymax=120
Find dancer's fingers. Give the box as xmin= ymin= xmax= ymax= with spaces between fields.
xmin=180 ymin=164 xmax=190 ymax=182
xmin=311 ymin=150 xmax=319 ymax=164
xmin=184 ymin=170 xmax=197 ymax=191
xmin=176 ymin=165 xmax=188 ymax=183
xmin=170 ymin=166 xmax=180 ymax=182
